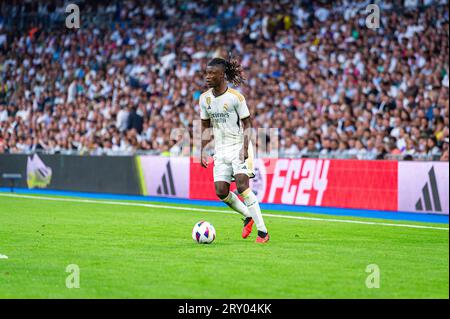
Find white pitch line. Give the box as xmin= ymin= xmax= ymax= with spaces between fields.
xmin=0 ymin=193 xmax=448 ymax=231
xmin=0 ymin=254 xmax=8 ymax=259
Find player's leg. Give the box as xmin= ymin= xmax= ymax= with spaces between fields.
xmin=235 ymin=173 xmax=269 ymax=243
xmin=232 ymin=172 xmax=254 ymax=239
xmin=214 ymin=157 xmax=251 ymax=218
xmin=214 ymin=181 xmax=250 ymax=217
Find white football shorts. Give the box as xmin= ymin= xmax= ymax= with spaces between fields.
xmin=213 ymin=142 xmax=255 ymax=183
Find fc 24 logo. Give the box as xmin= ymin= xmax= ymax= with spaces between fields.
xmin=268 ymin=159 xmax=329 ymax=206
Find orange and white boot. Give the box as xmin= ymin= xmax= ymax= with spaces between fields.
xmin=255 ymin=231 xmax=270 ymax=243
xmin=242 ymin=217 xmax=254 ymax=239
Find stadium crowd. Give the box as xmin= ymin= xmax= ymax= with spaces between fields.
xmin=0 ymin=0 xmax=448 ymax=161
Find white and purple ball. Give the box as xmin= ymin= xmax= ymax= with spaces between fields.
xmin=192 ymin=221 xmax=216 ymax=244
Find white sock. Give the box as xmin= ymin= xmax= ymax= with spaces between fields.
xmin=222 ymin=191 xmax=251 ymax=218
xmin=241 ymin=188 xmax=267 ymax=234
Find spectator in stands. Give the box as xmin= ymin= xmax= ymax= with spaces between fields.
xmin=127 ymin=105 xmax=144 ymax=134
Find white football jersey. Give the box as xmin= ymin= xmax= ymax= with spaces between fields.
xmin=199 ymin=87 xmax=250 ymax=153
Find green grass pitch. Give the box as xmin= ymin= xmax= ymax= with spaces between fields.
xmin=0 ymin=194 xmax=448 ymax=298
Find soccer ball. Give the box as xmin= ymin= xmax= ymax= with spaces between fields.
xmin=192 ymin=221 xmax=216 ymax=244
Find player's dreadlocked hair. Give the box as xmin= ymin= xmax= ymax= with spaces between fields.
xmin=208 ymin=55 xmax=246 ymax=86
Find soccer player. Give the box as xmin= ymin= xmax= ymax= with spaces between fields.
xmin=199 ymin=57 xmax=269 ymax=243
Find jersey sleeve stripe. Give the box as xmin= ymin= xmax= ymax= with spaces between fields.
xmin=228 ymin=88 xmax=244 ymax=102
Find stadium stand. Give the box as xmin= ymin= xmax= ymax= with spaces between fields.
xmin=0 ymin=0 xmax=448 ymax=161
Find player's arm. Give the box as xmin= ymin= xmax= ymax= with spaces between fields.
xmin=200 ymin=119 xmax=211 ymax=168
xmin=241 ymin=116 xmax=251 ymax=161
xmin=199 ymin=95 xmax=211 ymax=168
xmin=236 ymin=93 xmax=251 ymax=162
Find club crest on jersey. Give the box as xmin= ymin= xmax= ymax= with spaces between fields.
xmin=206 ymin=97 xmax=211 ymax=107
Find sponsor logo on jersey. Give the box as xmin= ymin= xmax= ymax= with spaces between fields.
xmin=210 ymin=112 xmax=230 ymax=124
xmin=210 ymin=112 xmax=230 ymax=118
